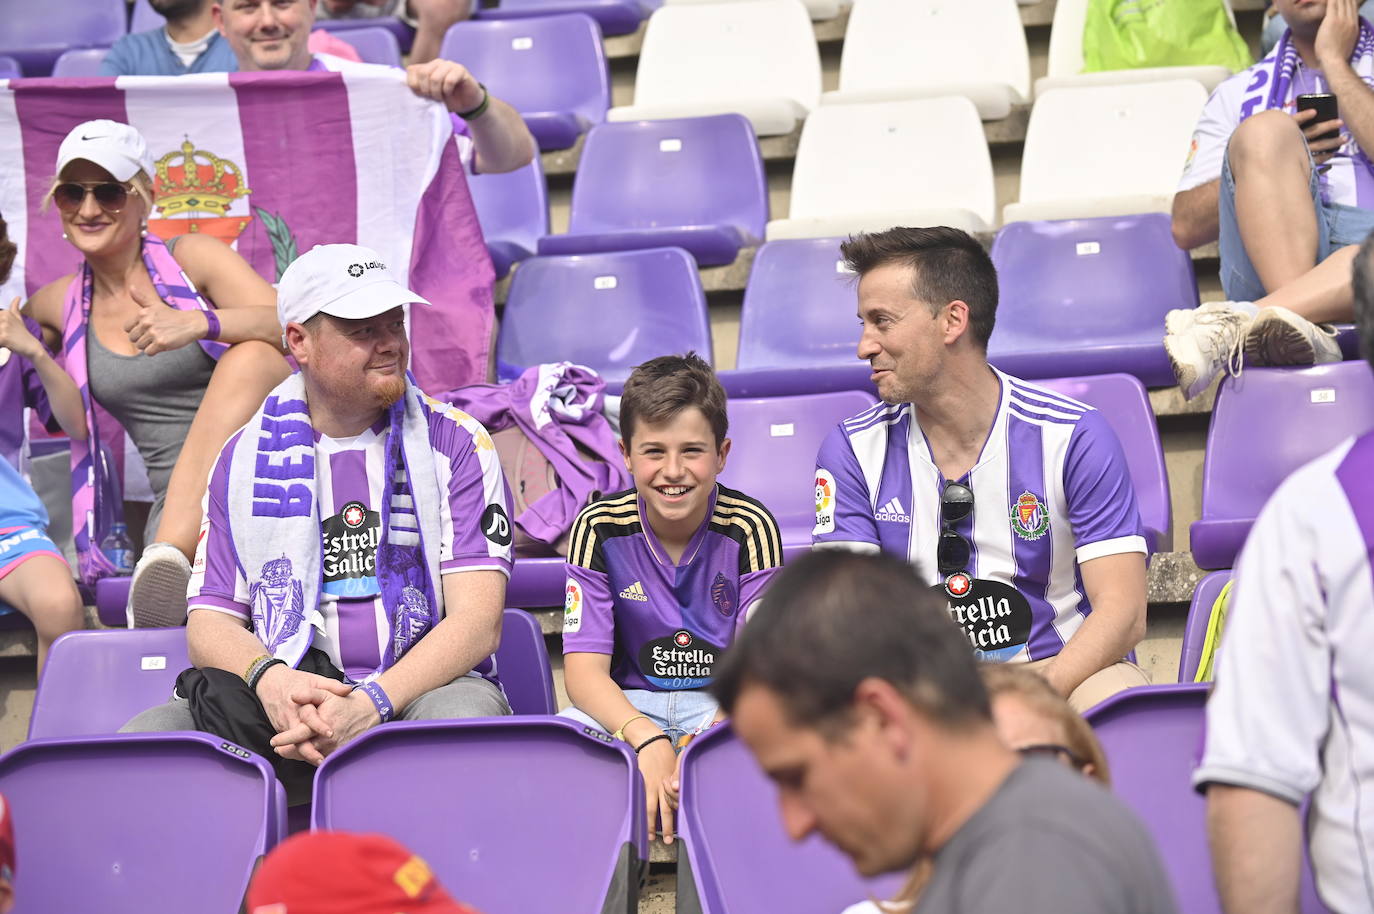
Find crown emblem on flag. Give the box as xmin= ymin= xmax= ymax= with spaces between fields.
xmin=148 ymin=138 xmax=254 ymax=248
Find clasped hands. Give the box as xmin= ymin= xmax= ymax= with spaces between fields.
xmin=255 ymin=665 xmax=382 ymax=766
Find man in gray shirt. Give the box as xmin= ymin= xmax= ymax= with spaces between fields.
xmin=712 ymin=550 xmax=1177 ymax=913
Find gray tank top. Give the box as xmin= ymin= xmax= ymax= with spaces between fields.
xmin=87 ymin=329 xmax=216 ymax=503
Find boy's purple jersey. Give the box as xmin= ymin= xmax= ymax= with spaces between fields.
xmin=562 ymin=484 xmax=783 ymax=691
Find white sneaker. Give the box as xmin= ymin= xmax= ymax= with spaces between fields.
xmin=1165 ymin=301 xmax=1253 ymax=400
xmin=1244 ymin=306 xmax=1343 ymax=366
xmin=1164 ymin=300 xmax=1246 ymax=336
xmin=127 ymin=541 xmax=192 ymax=628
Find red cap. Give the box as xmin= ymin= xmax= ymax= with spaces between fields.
xmin=247 ymin=831 xmax=481 ymax=914
xmin=0 ymin=793 xmax=14 ymax=884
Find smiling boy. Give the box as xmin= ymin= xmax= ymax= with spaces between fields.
xmin=561 ymin=353 xmax=783 ymax=845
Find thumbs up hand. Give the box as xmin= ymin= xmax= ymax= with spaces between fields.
xmin=124 ymin=283 xmax=203 ymax=356
xmin=0 ymin=297 xmax=44 ymax=362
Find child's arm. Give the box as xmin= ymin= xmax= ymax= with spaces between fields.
xmin=3 ymin=299 xmax=87 ymax=440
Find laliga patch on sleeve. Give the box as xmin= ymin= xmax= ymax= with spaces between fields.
xmin=563 ymin=579 xmax=583 ymax=633
xmin=813 ymin=468 xmax=836 ymax=535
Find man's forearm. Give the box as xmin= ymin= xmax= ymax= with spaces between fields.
xmin=374 ymin=611 xmax=500 ymax=714
xmin=1042 ymin=603 xmax=1142 ymax=696
xmin=1322 ymin=61 xmax=1374 ymax=160
xmin=187 ymin=609 xmax=271 ymax=675
xmin=1172 ymin=180 xmax=1222 ymax=250
xmin=1208 ymin=784 xmax=1304 ymax=914
xmin=468 ymin=98 xmax=535 ymax=174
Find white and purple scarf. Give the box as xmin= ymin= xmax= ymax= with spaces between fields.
xmin=226 ymin=370 xmax=441 ymax=672
xmin=59 ymin=234 xmax=227 ymax=588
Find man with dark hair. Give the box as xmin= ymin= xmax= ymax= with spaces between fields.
xmin=813 ymin=226 xmax=1149 ymax=711
xmin=1195 ymin=231 xmax=1374 ymax=913
xmin=562 ymin=352 xmax=782 ymax=845
xmin=714 ymin=550 xmax=1177 ymax=914
xmin=102 ymin=0 xmax=238 ymax=77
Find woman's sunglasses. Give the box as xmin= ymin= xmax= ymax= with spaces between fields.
xmin=52 ymin=181 xmax=133 ymax=214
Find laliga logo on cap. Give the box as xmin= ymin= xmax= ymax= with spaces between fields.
xmin=347 ymin=260 xmax=388 ymax=278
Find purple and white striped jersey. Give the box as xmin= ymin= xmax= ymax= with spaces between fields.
xmin=1196 ymin=431 xmax=1374 ymax=912
xmin=563 ymin=485 xmax=783 ymax=692
xmin=188 ymin=404 xmax=512 ymax=681
xmin=813 ymin=369 xmax=1146 ymax=662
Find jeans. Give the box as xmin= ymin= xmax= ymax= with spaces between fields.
xmin=559 ymin=688 xmax=719 ymax=749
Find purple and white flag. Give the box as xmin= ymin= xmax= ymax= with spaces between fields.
xmin=0 ymin=69 xmax=494 ymax=393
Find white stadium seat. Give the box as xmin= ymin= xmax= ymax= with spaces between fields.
xmin=607 ymin=0 xmax=821 ymax=137
xmin=767 ymin=96 xmax=996 ymax=240
xmin=1003 ymin=79 xmax=1209 ymax=224
xmin=822 ymin=0 xmax=1030 ymax=121
xmin=663 ymin=0 xmax=845 ymax=23
xmin=1037 ymin=0 xmax=1235 ymax=97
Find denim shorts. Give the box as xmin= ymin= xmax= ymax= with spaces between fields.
xmin=1218 ymin=137 xmax=1374 ymax=302
xmin=560 ymin=688 xmax=719 ymax=749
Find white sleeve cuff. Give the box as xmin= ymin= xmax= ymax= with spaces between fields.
xmin=1076 ymin=535 xmax=1148 ymax=563
xmin=813 ymin=540 xmax=881 ymax=554
xmin=1192 ymin=763 xmax=1308 ymax=806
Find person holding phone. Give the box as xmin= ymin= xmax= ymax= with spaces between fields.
xmin=1167 ymin=0 xmax=1374 ymax=400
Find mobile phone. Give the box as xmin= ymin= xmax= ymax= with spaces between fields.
xmin=1297 ymin=93 xmax=1340 ymax=144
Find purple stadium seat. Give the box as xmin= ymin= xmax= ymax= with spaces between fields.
xmin=1178 ymin=570 xmax=1230 ymax=683
xmin=0 ymin=55 xmax=23 ymax=79
xmin=130 ymin=0 xmax=162 ymax=33
xmin=496 ymin=607 xmax=556 ymax=714
xmin=1037 ymin=374 xmax=1171 ymax=554
xmin=312 ymin=717 xmax=647 ymax=912
xmin=28 ymin=627 xmax=188 ymax=739
xmin=1087 ymin=684 xmax=1330 ymax=914
xmin=51 ymin=47 xmax=110 ymax=78
xmin=537 ymin=115 xmax=768 ymax=266
xmin=676 ymin=723 xmax=904 ymax=914
xmin=95 ymin=575 xmax=131 ymax=626
xmin=470 ymin=154 xmax=549 ymax=279
xmin=1191 ymin=363 xmax=1374 ymax=569
xmin=312 ymin=15 xmax=415 ymax=53
xmin=332 ymin=24 xmax=403 ymax=68
xmin=497 ymin=247 xmax=712 ymax=387
xmin=0 ymin=732 xmax=285 ymax=912
xmin=475 ymin=0 xmax=658 ymax=38
xmin=716 ymin=391 xmax=877 ymax=560
xmin=988 ymin=214 xmax=1198 ymax=387
xmin=507 ymin=556 xmax=566 ymax=609
xmin=0 ymin=0 xmax=126 ymax=76
xmin=441 ymin=15 xmax=609 ymax=152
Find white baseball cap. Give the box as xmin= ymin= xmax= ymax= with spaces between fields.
xmin=277 ymin=243 xmax=431 ymax=329
xmin=56 ymin=120 xmax=155 ymax=182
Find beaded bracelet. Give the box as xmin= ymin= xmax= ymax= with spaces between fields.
xmin=247 ymin=658 xmax=286 ymax=692
xmin=457 ymin=83 xmax=490 ymax=121
xmin=243 ymin=653 xmax=271 ymax=682
xmin=203 ymin=309 xmax=222 ymax=341
xmin=357 ymin=680 xmax=394 ymax=723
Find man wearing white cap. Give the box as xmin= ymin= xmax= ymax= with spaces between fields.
xmin=123 ymin=243 xmax=513 ymax=799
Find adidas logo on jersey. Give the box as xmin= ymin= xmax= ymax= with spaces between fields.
xmin=619 ymin=581 xmax=649 ymax=602
xmin=875 ymin=497 xmax=911 ymax=523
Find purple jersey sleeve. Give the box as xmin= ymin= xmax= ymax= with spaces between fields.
xmin=428 ymin=405 xmax=514 ymax=577
xmin=1063 ymin=410 xmax=1147 ymax=561
xmin=812 ymin=424 xmax=880 ymax=550
xmin=188 ymin=430 xmax=251 ymax=620
xmin=562 ymin=505 xmax=615 ymax=653
xmin=19 ymin=318 xmax=54 ymax=430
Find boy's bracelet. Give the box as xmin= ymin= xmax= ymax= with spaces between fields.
xmin=634 ymin=733 xmax=671 ymax=755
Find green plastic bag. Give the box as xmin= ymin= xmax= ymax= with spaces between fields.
xmin=1083 ymin=0 xmax=1253 ymax=74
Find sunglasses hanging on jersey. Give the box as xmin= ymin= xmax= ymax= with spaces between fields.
xmin=937 ymin=481 xmax=974 ymax=576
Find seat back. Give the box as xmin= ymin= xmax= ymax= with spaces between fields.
xmin=0 ymin=55 xmax=20 ymax=78
xmin=1178 ymin=570 xmax=1231 ymax=682
xmin=989 ymin=214 xmax=1199 ymax=387
xmin=476 ymin=0 xmax=650 ymax=37
xmin=311 ymin=15 xmax=415 ymax=51
xmin=441 ymin=14 xmax=609 ymax=142
xmin=497 ymin=247 xmax=712 ymax=386
xmin=0 ymin=0 xmax=126 ymax=75
xmin=495 ymin=607 xmax=556 ymax=714
xmin=335 ymin=25 xmax=403 ymax=67
xmin=1192 ymin=363 xmax=1374 ymax=568
xmin=1017 ymin=81 xmax=1207 ymax=212
xmin=312 ymin=718 xmax=646 ymax=913
xmin=567 ymin=114 xmax=768 ymax=239
xmin=632 ymin=1 xmax=820 ymax=113
xmin=130 ymin=0 xmax=162 ymax=33
xmin=717 ymin=391 xmax=878 ymax=548
xmin=737 ymin=237 xmax=858 ymax=371
xmin=1032 ymin=374 xmax=1171 ymax=553
xmin=839 ymin=0 xmax=1029 ymax=104
xmin=51 ymin=48 xmax=109 ymax=78
xmin=469 ymin=153 xmax=549 ymax=274
xmin=1 ymin=733 xmax=282 ymax=912
xmin=787 ymin=97 xmax=995 ymax=231
xmin=677 ymin=724 xmax=903 ymax=914
xmin=29 ymin=628 xmax=189 ymax=739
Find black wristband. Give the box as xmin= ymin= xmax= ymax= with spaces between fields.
xmin=247 ymin=658 xmax=286 ymax=692
xmin=457 ymin=83 xmax=490 ymax=120
xmin=634 ymin=733 xmax=671 ymax=754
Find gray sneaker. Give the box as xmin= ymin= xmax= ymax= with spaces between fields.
xmin=1165 ymin=301 xmax=1252 ymax=400
xmin=1244 ymin=306 xmax=1343 ymax=366
xmin=127 ymin=542 xmax=192 ymax=628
